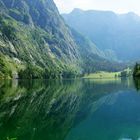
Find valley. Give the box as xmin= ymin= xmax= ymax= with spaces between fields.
xmin=0 ymin=0 xmax=128 ymax=79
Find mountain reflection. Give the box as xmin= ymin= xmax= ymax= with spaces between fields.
xmin=0 ymin=78 xmax=138 ymax=140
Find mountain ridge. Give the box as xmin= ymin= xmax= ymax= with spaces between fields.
xmin=62 ymin=8 xmax=140 ymax=61
xmin=0 ymin=0 xmax=125 ymax=79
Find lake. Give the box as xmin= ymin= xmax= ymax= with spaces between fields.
xmin=0 ymin=78 xmax=140 ymax=140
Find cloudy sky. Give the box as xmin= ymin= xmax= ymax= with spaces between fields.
xmin=54 ymin=0 xmax=140 ymax=15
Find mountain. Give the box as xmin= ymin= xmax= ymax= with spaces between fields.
xmin=0 ymin=0 xmax=82 ymax=78
xmin=62 ymin=8 xmax=140 ymax=61
xmin=0 ymin=0 xmax=124 ymax=79
xmin=70 ymin=28 xmax=125 ymax=73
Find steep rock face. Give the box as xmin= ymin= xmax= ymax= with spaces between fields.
xmin=0 ymin=0 xmax=80 ymax=77
xmin=0 ymin=0 xmax=79 ymax=60
xmin=63 ymin=9 xmax=140 ymax=61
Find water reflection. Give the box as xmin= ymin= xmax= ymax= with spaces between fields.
xmin=0 ymin=78 xmax=139 ymax=140
xmin=134 ymin=78 xmax=140 ymax=91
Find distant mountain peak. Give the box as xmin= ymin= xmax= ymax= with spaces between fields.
xmin=69 ymin=8 xmax=117 ymax=17
xmin=119 ymin=11 xmax=138 ymax=17
xmin=62 ymin=9 xmax=140 ymax=61
xmin=70 ymin=8 xmax=139 ymax=17
xmin=71 ymin=8 xmax=83 ymax=14
xmin=127 ymin=11 xmax=137 ymax=15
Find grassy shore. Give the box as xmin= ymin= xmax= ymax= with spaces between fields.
xmin=83 ymin=68 xmax=132 ymax=79
xmin=83 ymin=71 xmax=121 ymax=79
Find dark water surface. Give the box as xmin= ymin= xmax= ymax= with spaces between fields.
xmin=0 ymin=78 xmax=140 ymax=140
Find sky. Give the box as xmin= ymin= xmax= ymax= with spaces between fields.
xmin=54 ymin=0 xmax=140 ymax=15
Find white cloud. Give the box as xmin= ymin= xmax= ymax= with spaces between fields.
xmin=54 ymin=0 xmax=140 ymax=15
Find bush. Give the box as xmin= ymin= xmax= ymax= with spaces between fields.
xmin=18 ymin=64 xmax=44 ymax=79
xmin=0 ymin=56 xmax=12 ymax=78
xmin=133 ymin=63 xmax=140 ymax=77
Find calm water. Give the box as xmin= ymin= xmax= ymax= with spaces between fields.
xmin=0 ymin=78 xmax=140 ymax=140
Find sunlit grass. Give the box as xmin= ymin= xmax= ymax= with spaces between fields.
xmin=83 ymin=71 xmax=121 ymax=79
xmin=7 ymin=137 xmax=17 ymax=140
